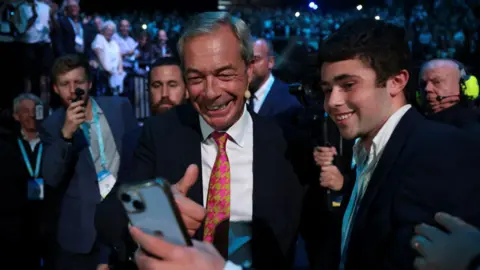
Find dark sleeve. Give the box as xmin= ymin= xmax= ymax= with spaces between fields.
xmin=131 ymin=119 xmax=157 ymax=183
xmin=383 ymin=133 xmax=480 ymax=269
xmin=52 ymin=18 xmax=65 ymax=57
xmin=0 ymin=139 xmax=27 ymax=258
xmin=293 ymin=129 xmax=333 ymax=269
xmin=39 ymin=118 xmax=77 ymax=188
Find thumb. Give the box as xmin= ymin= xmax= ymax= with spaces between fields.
xmin=175 ymin=164 xmax=199 ymax=195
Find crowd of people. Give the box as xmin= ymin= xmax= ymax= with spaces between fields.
xmin=2 ymin=0 xmax=480 ymax=270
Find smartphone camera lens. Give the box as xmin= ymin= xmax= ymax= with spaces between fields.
xmin=133 ymin=200 xmax=145 ymax=211
xmin=120 ymin=193 xmax=131 ymax=202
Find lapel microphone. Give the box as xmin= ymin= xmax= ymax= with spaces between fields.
xmin=436 ymin=94 xmax=459 ymax=101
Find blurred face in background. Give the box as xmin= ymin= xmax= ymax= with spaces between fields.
xmin=94 ymin=17 xmax=103 ymax=32
xmin=119 ymin=20 xmax=130 ymax=37
xmin=14 ymin=99 xmax=36 ymax=132
xmin=149 ymin=65 xmax=187 ymax=114
xmin=158 ymin=30 xmax=168 ymax=43
xmin=65 ymin=0 xmax=80 ymax=18
xmin=250 ymin=39 xmax=274 ymax=92
xmin=138 ymin=34 xmax=148 ymax=47
xmin=103 ymin=25 xmax=115 ymax=41
xmin=53 ymin=67 xmax=92 ymax=106
xmin=183 ymin=25 xmax=253 ymax=131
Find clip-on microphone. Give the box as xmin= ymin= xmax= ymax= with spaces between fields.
xmin=436 ymin=94 xmax=458 ymax=102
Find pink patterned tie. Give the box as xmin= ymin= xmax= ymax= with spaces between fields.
xmin=203 ymin=131 xmax=231 ymax=248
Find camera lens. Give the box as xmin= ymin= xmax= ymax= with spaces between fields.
xmin=120 ymin=193 xmax=131 ymax=202
xmin=133 ymin=200 xmax=145 ymax=211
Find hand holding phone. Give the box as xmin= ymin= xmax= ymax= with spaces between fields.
xmin=118 ymin=177 xmax=193 ymax=247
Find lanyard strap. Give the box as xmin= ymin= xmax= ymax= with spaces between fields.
xmin=17 ymin=139 xmax=43 ymax=178
xmin=81 ymin=99 xmax=108 ymax=170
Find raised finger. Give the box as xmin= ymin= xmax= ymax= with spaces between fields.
xmin=435 ymin=212 xmax=472 ymax=232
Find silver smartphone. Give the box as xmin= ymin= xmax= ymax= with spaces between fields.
xmin=117 ymin=178 xmax=192 ymax=246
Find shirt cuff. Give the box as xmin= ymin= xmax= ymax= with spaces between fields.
xmin=224 ymin=261 xmax=243 ymax=270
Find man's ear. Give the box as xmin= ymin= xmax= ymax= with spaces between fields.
xmin=388 ymin=69 xmax=410 ymax=97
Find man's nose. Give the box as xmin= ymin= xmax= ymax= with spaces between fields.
xmin=204 ymin=77 xmax=220 ymax=99
xmin=424 ymin=81 xmax=434 ymax=93
xmin=327 ymin=88 xmax=345 ymax=108
xmin=161 ymin=86 xmax=170 ymax=98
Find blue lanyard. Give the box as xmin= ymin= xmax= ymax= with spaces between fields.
xmin=17 ymin=139 xmax=42 ymax=179
xmin=81 ymin=99 xmax=108 ymax=170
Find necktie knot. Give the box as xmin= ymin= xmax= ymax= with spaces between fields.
xmin=211 ymin=132 xmax=228 ymax=149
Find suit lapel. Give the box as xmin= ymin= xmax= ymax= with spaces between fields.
xmin=258 ymin=80 xmax=277 ymax=116
xmin=350 ymin=109 xmax=422 ymax=240
xmin=252 ymin=114 xmax=271 ymax=221
xmin=95 ymin=98 xmax=123 ymax=155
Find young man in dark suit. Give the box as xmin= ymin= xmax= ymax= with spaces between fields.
xmin=40 ymin=54 xmax=137 ymax=269
xmin=130 ymin=11 xmax=324 ymax=270
xmin=318 ymin=19 xmax=480 ymax=270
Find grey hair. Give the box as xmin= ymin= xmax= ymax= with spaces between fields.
xmin=177 ymin=12 xmax=253 ymax=68
xmin=101 ymin=20 xmax=116 ymax=33
xmin=13 ymin=93 xmax=42 ymax=113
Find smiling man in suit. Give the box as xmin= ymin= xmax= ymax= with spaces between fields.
xmin=132 ymin=12 xmax=323 ymax=270
xmin=40 ymin=54 xmax=137 ymax=269
xmin=318 ymin=19 xmax=480 ymax=270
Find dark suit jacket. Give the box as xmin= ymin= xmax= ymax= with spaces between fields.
xmin=52 ymin=15 xmax=95 ymax=59
xmin=426 ymin=103 xmax=480 ymax=135
xmin=131 ymin=104 xmax=326 ymax=269
xmin=331 ymin=108 xmax=480 ymax=270
xmin=118 ymin=127 xmax=142 ymax=184
xmin=40 ymin=96 xmax=137 ymax=256
xmin=257 ymin=79 xmax=302 ymax=120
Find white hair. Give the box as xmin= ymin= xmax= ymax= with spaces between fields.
xmin=101 ymin=20 xmax=116 ymax=33
xmin=13 ymin=93 xmax=42 ymax=113
xmin=177 ymin=12 xmax=253 ymax=68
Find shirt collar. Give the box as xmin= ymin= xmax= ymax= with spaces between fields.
xmin=253 ymin=74 xmax=275 ymax=101
xmin=20 ymin=129 xmax=39 ymax=142
xmin=199 ymin=105 xmax=251 ymax=147
xmin=352 ymin=104 xmax=411 ymax=168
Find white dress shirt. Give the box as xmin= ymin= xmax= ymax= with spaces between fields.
xmin=199 ymin=106 xmax=254 ymax=222
xmin=18 ymin=0 xmax=51 ymax=43
xmin=339 ymin=104 xmax=412 ymax=269
xmin=250 ymin=74 xmax=275 ymax=113
xmin=112 ymin=33 xmax=138 ymax=68
xmin=21 ymin=129 xmax=41 ymax=151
